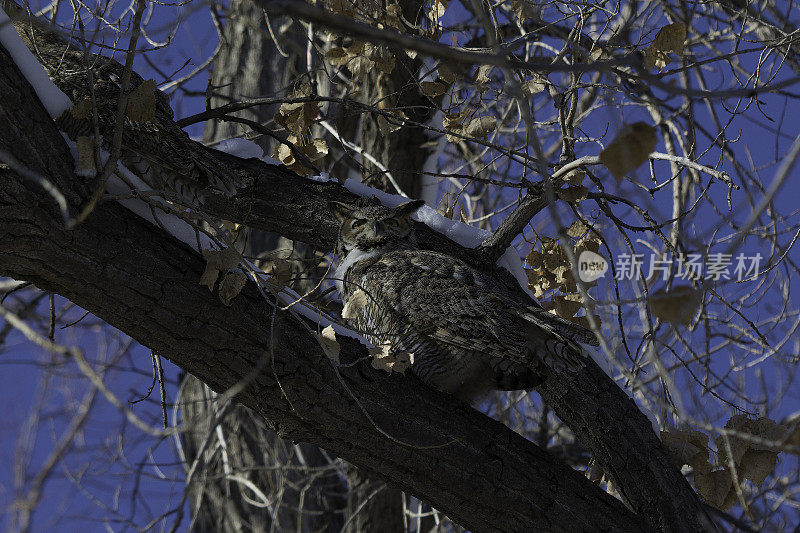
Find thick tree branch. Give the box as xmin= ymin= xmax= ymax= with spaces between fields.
xmin=0 ymin=35 xmax=646 ymax=532
xmin=0 ymin=13 xmax=716 ymax=531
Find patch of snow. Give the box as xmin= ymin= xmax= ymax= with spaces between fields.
xmin=310 ymin=172 xmax=332 ymax=183
xmin=0 ymin=8 xmax=72 ymax=118
xmin=62 ymin=136 xmax=215 ymax=252
xmin=420 ymin=111 xmax=445 ymax=207
xmin=277 ymin=286 xmax=370 ymax=345
xmin=214 ymin=138 xmax=264 ymax=160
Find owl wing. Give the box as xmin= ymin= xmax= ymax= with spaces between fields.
xmin=356 ymin=250 xmax=588 ymax=389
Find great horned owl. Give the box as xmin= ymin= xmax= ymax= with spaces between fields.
xmin=330 ymin=199 xmax=600 ymax=400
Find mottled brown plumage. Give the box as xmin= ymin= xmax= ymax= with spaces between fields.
xmin=331 ymin=199 xmax=598 ymax=400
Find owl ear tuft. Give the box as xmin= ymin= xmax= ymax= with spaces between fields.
xmin=394 ymin=199 xmax=425 ymax=219
xmin=328 ymin=201 xmax=355 ymax=221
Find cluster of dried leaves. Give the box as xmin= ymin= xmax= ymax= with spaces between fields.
xmin=525 ymin=220 xmax=603 ymax=330
xmin=663 ymin=416 xmax=800 ymax=511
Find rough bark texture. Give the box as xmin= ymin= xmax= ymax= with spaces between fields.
xmin=0 ymin=10 xmax=716 ymax=532
xmin=181 ymin=3 xmax=348 ymax=530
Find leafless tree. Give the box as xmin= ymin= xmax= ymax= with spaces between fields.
xmin=1 ymin=0 xmax=799 ymax=531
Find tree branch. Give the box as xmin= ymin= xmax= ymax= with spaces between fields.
xmin=0 ymin=14 xmax=716 ymax=531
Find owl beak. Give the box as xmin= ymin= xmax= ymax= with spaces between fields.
xmin=371 ymin=220 xmax=379 ymax=236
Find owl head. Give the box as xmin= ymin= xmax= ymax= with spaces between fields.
xmin=330 ymin=198 xmax=425 ymax=255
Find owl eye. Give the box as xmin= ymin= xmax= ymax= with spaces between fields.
xmin=350 ymin=218 xmax=367 ymax=229
xmin=385 ymin=218 xmax=400 ymax=228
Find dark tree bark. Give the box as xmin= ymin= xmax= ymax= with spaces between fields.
xmin=180 ymin=2 xmax=347 ymax=530
xmin=0 ymin=7 xmax=716 ymax=532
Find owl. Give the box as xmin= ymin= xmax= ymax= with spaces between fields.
xmin=330 ymin=199 xmax=600 ymax=400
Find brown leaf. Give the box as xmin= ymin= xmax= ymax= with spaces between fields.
xmin=218 ymin=271 xmax=247 ymax=306
xmin=384 ymin=2 xmax=404 ymax=29
xmin=599 ymin=122 xmax=657 ymax=181
xmin=736 ymin=449 xmax=777 ymax=489
xmin=474 ymin=64 xmax=493 ymax=90
xmin=369 ymin=343 xmax=414 ymax=373
xmin=200 ymin=247 xmax=240 ymax=291
xmin=274 ymin=101 xmax=321 ymax=136
xmin=661 ymin=429 xmax=710 ymax=468
xmin=377 ymin=111 xmax=407 ymax=135
xmin=567 ymin=220 xmax=591 ymax=240
xmin=648 ymin=286 xmax=702 ymax=326
xmin=325 ymin=47 xmax=350 ymax=67
xmin=126 ymin=79 xmax=156 ymax=122
xmin=694 ymin=468 xmax=735 ymax=511
xmin=463 ymin=116 xmax=497 ymax=138
xmin=553 ymin=294 xmax=581 ymax=319
xmin=557 ymin=185 xmax=588 ymax=203
xmin=437 ymin=63 xmax=463 ymax=84
xmin=521 ymin=76 xmax=546 ymax=95
xmin=421 ymin=80 xmax=448 ymax=97
xmin=342 ymin=289 xmax=369 ymax=319
xmin=563 ymin=169 xmax=586 ymax=186
xmin=76 ymin=136 xmax=96 ymax=175
xmin=643 ymin=22 xmax=687 ymax=70
xmin=316 ymin=325 xmax=341 ymax=365
xmin=263 ymin=259 xmax=293 ymax=287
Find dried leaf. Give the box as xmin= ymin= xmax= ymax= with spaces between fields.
xmin=694 ymin=468 xmax=735 ymax=511
xmin=443 ymin=110 xmax=469 ymax=142
xmin=377 ymin=110 xmax=407 ymax=135
xmin=588 ymin=48 xmax=604 ymax=62
xmin=437 ymin=63 xmax=463 ymax=84
xmin=599 ymin=122 xmax=657 ymax=181
xmin=430 ymin=0 xmax=446 ymax=19
xmin=342 ymin=289 xmax=369 ymax=319
xmin=369 ymin=343 xmax=415 ymax=373
xmin=643 ymin=22 xmax=687 ymax=70
xmin=521 ymin=76 xmax=546 ymax=95
xmin=316 ymin=325 xmax=341 ymax=365
xmin=737 ymin=449 xmax=777 ymax=489
xmin=384 ymin=2 xmax=404 ymax=29
xmin=474 ymin=65 xmax=493 ymax=91
xmin=366 ymin=43 xmax=395 ymax=74
xmin=325 ymin=47 xmax=350 ymax=67
xmin=463 ymin=116 xmax=497 ymax=138
xmin=263 ymin=259 xmax=293 ymax=287
xmin=567 ymin=220 xmax=591 ymax=240
xmin=218 ymin=271 xmax=247 ymax=306
xmin=326 ymin=0 xmax=354 ymax=16
xmin=126 ymin=79 xmax=156 ymax=122
xmin=421 ymin=80 xmax=448 ymax=97
xmin=563 ymin=169 xmax=585 ymax=186
xmin=274 ymin=100 xmax=321 ymax=136
xmin=557 ymin=186 xmax=588 ymax=203
xmin=200 ymin=247 xmax=240 ymax=291
xmin=511 ymin=0 xmax=538 ymax=23
xmin=661 ymin=429 xmax=710 ymax=468
xmin=553 ymin=294 xmax=581 ymax=319
xmin=75 ymin=136 xmax=96 ymax=176
xmin=648 ymin=286 xmax=703 ymax=325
